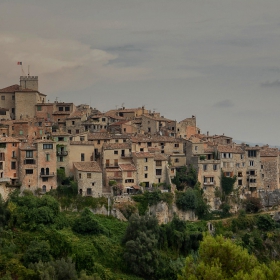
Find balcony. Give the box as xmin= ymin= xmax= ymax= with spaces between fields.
xmin=0 ymin=177 xmax=10 ymax=182
xmin=57 ymin=150 xmax=68 ymax=156
xmin=121 ymin=153 xmax=132 ymax=158
xmin=40 ymin=172 xmax=55 ymax=177
xmin=203 ymin=181 xmax=215 ymax=186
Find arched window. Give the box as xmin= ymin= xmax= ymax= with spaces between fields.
xmin=46 ymin=168 xmax=49 ymax=175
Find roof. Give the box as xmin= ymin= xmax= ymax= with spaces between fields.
xmin=260 ymin=147 xmax=279 ymax=157
xmin=133 ymin=152 xmax=154 ymax=158
xmin=0 ymin=84 xmax=20 ymax=92
xmin=103 ymin=142 xmax=131 ymax=150
xmin=131 ymin=134 xmax=180 ymax=143
xmin=52 ymin=132 xmax=71 ymax=136
xmin=88 ymin=132 xmax=111 ymax=140
xmin=70 ymin=141 xmax=93 ymax=145
xmin=142 ymin=114 xmax=174 ymax=122
xmin=109 ymin=120 xmax=130 ymax=126
xmin=154 ymin=154 xmax=168 ymax=161
xmin=217 ymin=145 xmax=244 ymax=153
xmin=119 ymin=164 xmax=137 ymax=171
xmin=19 ymin=143 xmax=37 ymax=150
xmin=0 ymin=136 xmax=20 ymax=143
xmin=73 ymin=161 xmax=102 ymax=172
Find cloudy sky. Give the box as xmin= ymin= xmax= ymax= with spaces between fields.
xmin=1 ymin=0 xmax=280 ymax=145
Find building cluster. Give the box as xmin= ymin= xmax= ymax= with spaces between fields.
xmin=0 ymin=75 xmax=279 ymax=209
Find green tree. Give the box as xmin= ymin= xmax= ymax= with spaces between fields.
xmin=23 ymin=240 xmax=51 ymax=265
xmin=176 ymin=189 xmax=198 ymax=211
xmin=72 ymin=208 xmax=104 ymax=235
xmin=221 ymin=171 xmax=236 ymax=196
xmin=257 ymin=214 xmax=275 ymax=231
xmin=124 ymin=231 xmax=158 ymax=278
xmin=178 ymin=235 xmax=280 ymax=280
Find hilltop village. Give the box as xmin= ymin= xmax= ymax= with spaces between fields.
xmin=0 ymin=75 xmax=279 ymax=211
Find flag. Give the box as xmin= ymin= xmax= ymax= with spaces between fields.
xmin=17 ymin=62 xmax=22 ymax=65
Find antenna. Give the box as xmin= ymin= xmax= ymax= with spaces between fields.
xmin=28 ymin=65 xmax=30 ymax=76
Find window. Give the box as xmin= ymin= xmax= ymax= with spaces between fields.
xmin=81 ymin=153 xmax=85 ymax=161
xmin=26 ymin=151 xmax=33 ymax=158
xmin=72 ymin=121 xmax=75 ymax=125
xmin=102 ymin=118 xmax=106 ymax=122
xmin=144 ymin=166 xmax=148 ymax=171
xmin=140 ymin=148 xmax=144 ymax=152
xmin=68 ymin=130 xmax=71 ymax=134
xmin=125 ymin=179 xmax=134 ymax=183
xmin=46 ymin=154 xmax=50 ymax=161
xmin=25 ymin=169 xmax=33 ymax=174
xmin=1 ymin=96 xmax=5 ymax=100
xmin=114 ymin=150 xmax=118 ymax=155
xmin=42 ymin=177 xmax=48 ymax=182
xmin=195 ymin=146 xmax=198 ymax=151
xmin=115 ymin=139 xmax=119 ymax=143
xmin=248 ymin=150 xmax=257 ymax=157
xmin=76 ymin=129 xmax=79 ymax=134
xmin=79 ymin=173 xmax=81 ymax=179
xmin=203 ymin=164 xmax=207 ymax=171
xmin=37 ymin=106 xmax=42 ymax=111
xmin=92 ymin=182 xmax=95 ymax=186
xmin=11 ymin=162 xmax=16 ymax=170
xmin=174 ymin=143 xmax=179 ymax=148
xmin=58 ymin=137 xmax=64 ymax=141
xmin=87 ymin=188 xmax=92 ymax=195
xmin=12 ymin=95 xmax=15 ymax=100
xmin=144 ymin=158 xmax=148 ymax=162
xmin=106 ymin=159 xmax=109 ymax=167
xmin=114 ymin=159 xmax=118 ymax=166
xmin=24 ymin=159 xmax=35 ymax=164
xmin=19 ymin=130 xmax=23 ymax=135
xmin=87 ymin=173 xmax=91 ymax=178
xmin=156 ymin=160 xmax=162 ymax=166
xmin=236 ymin=163 xmax=240 ymax=168
xmin=249 ymin=160 xmax=254 ymax=166
xmin=175 ymin=158 xmax=179 ymax=163
xmin=156 ymin=169 xmax=162 ymax=175
xmin=261 ymin=165 xmax=263 ymax=169
xmin=12 ymin=151 xmax=16 ymax=158
xmin=0 ymin=162 xmax=2 ymax=170
xmin=59 ymin=157 xmax=63 ymax=162
xmin=42 ymin=185 xmax=46 ymax=193
xmin=65 ymin=107 xmax=70 ymax=111
xmin=97 ymin=140 xmax=100 ymax=144
xmin=80 ymin=137 xmax=84 ymax=141
xmin=0 ymin=153 xmax=4 ymax=160
xmin=213 ymin=164 xmax=217 ymax=171
xmin=238 ymin=179 xmax=242 ymax=185
xmin=144 ymin=173 xmax=148 ymax=178
xmin=43 ymin=144 xmax=53 ymax=149
xmin=59 ymin=107 xmax=63 ymax=111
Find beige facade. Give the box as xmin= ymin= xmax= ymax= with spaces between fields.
xmin=74 ymin=162 xmax=102 ymax=197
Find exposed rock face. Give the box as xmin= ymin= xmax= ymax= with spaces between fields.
xmin=149 ymin=201 xmax=197 ymax=224
xmin=259 ymin=189 xmax=280 ymax=207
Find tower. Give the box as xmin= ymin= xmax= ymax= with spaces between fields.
xmin=20 ymin=76 xmax=38 ymax=91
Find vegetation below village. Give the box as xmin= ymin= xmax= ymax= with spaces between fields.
xmin=1 ymin=167 xmax=280 ymax=279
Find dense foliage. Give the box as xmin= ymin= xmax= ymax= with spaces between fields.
xmin=172 ymin=165 xmax=197 ymax=190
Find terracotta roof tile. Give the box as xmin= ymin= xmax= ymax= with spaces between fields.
xmin=0 ymin=84 xmax=20 ymax=92
xmin=0 ymin=136 xmax=20 ymax=143
xmin=133 ymin=152 xmax=154 ymax=158
xmin=103 ymin=142 xmax=131 ymax=150
xmin=74 ymin=161 xmax=102 ymax=172
xmin=119 ymin=164 xmax=137 ymax=171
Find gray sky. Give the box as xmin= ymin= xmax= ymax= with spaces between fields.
xmin=1 ymin=0 xmax=280 ymax=145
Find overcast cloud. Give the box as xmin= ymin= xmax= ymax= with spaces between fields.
xmin=1 ymin=0 xmax=280 ymax=145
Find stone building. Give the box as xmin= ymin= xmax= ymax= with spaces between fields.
xmin=73 ymin=161 xmax=102 ymax=197
xmin=0 ymin=137 xmax=20 ymax=199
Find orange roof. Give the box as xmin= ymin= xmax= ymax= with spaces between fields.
xmin=73 ymin=161 xmax=102 ymax=172
xmin=0 ymin=84 xmax=20 ymax=92
xmin=133 ymin=152 xmax=154 ymax=158
xmin=119 ymin=164 xmax=137 ymax=171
